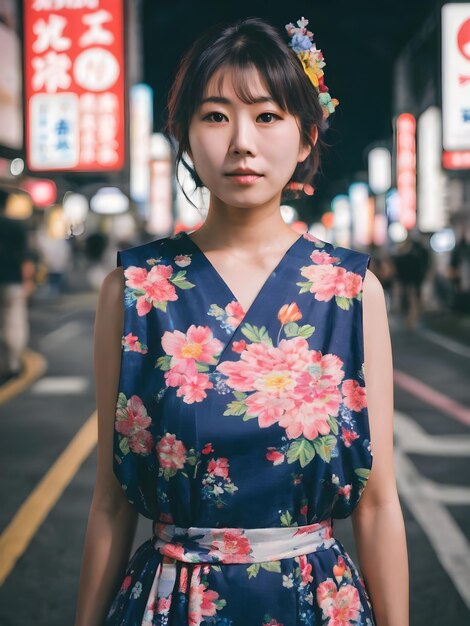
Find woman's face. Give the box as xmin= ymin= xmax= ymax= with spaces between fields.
xmin=188 ymin=65 xmax=314 ymax=209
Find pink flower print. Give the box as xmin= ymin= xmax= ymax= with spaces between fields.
xmin=121 ymin=575 xmax=132 ymax=592
xmin=160 ymin=543 xmax=185 ymax=560
xmin=217 ymin=337 xmax=345 ymax=441
xmin=266 ymin=448 xmax=285 ymax=465
xmin=300 ymin=504 xmax=308 ymax=516
xmin=124 ymin=266 xmax=148 ymax=290
xmin=162 ymin=325 xmax=224 ymax=365
xmin=303 ymin=231 xmax=323 ymax=244
xmin=164 ymin=358 xmax=199 ymax=387
xmin=174 ymin=254 xmax=191 ymax=267
xmin=338 ymin=484 xmax=352 ymax=499
xmin=122 ymin=332 xmax=148 ymax=354
xmin=335 ymin=268 xmax=363 ymax=299
xmin=232 ymin=339 xmax=246 ymax=353
xmin=341 ymin=427 xmax=360 ymax=448
xmin=156 ymin=433 xmax=187 ymax=470
xmin=157 ymin=596 xmax=172 ymax=613
xmin=207 ymin=457 xmax=229 ymax=478
xmin=208 ymin=529 xmax=253 ymax=563
xmin=115 ymin=394 xmax=153 ymax=455
xmin=298 ymin=554 xmax=314 ymax=585
xmin=316 ymin=579 xmax=361 ymax=625
xmin=202 ymin=442 xmax=214 ymax=455
xmin=342 ymin=379 xmax=367 ymax=411
xmin=225 ymin=300 xmax=246 ymax=328
xmin=188 ymin=566 xmax=221 ymax=626
xmin=124 ymin=264 xmax=179 ymax=316
xmin=310 ymin=250 xmax=340 ymax=264
xmin=176 ymin=371 xmax=214 ymax=404
xmin=179 ymin=566 xmax=189 ymax=593
xmin=300 ymin=264 xmax=340 ymax=301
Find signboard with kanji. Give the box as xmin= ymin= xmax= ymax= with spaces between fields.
xmin=23 ymin=0 xmax=125 ymax=172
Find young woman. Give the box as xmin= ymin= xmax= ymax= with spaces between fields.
xmin=74 ymin=16 xmax=409 ymax=626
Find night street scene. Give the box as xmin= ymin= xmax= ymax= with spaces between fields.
xmin=0 ymin=1 xmax=470 ymax=625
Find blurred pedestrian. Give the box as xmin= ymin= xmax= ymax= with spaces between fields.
xmin=393 ymin=232 xmax=430 ymax=329
xmin=36 ymin=223 xmax=72 ymax=296
xmin=0 ymin=189 xmax=29 ymax=384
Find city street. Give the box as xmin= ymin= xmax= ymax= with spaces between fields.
xmin=0 ymin=288 xmax=468 ymax=625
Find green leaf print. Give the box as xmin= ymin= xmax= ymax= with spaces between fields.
xmin=335 ymin=295 xmax=351 ymax=310
xmin=356 ymin=291 xmax=363 ymax=301
xmin=313 ymin=435 xmax=337 ymax=463
xmin=223 ymin=398 xmax=248 ymax=417
xmin=153 ymin=300 xmax=168 ymax=312
xmin=260 ymin=561 xmax=282 ymax=573
xmin=195 ymin=362 xmax=210 ymax=373
xmin=296 ymin=280 xmax=312 ymax=294
xmin=297 ymin=324 xmax=315 ymax=338
xmin=241 ymin=323 xmax=273 ymax=345
xmin=170 ymin=270 xmax=195 ymax=289
xmin=155 ymin=355 xmax=172 ymax=371
xmin=246 ymin=563 xmax=261 ymax=579
xmin=283 ymin=322 xmax=315 ymax=339
xmin=280 ymin=510 xmax=293 ymax=526
xmin=287 ymin=438 xmax=316 ymax=467
xmin=355 ymin=468 xmax=371 ymax=486
xmin=116 ymin=392 xmax=128 ymax=410
xmin=327 ymin=415 xmax=339 ymax=435
xmin=119 ymin=436 xmax=130 ymax=456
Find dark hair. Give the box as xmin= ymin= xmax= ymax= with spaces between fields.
xmin=165 ymin=16 xmax=330 ymax=206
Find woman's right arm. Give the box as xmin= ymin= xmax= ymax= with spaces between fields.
xmin=74 ymin=267 xmax=139 ymax=626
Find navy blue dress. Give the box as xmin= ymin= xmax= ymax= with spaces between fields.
xmin=104 ymin=230 xmax=376 ymax=625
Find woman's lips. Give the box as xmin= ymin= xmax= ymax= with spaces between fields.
xmin=225 ymin=174 xmax=263 ymax=184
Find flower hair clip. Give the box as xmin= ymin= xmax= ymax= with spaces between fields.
xmin=285 ymin=17 xmax=339 ymax=121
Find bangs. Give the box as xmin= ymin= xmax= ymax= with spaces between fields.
xmin=201 ymin=58 xmax=291 ymax=113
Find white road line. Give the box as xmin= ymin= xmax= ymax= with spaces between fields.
xmin=393 ymin=411 xmax=470 ymax=608
xmin=417 ymin=327 xmax=470 ymax=360
xmin=39 ymin=321 xmax=82 ymax=350
xmin=394 ymin=410 xmax=470 ymax=456
xmin=30 ymin=376 xmax=89 ymax=394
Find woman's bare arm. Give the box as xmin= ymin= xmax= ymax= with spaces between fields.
xmin=74 ymin=268 xmax=139 ymax=626
xmin=351 ymin=268 xmax=409 ymax=626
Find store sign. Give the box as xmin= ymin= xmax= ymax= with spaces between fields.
xmin=442 ymin=3 xmax=470 ymax=168
xmin=23 ymin=0 xmax=125 ymax=172
xmin=396 ymin=113 xmax=416 ymax=230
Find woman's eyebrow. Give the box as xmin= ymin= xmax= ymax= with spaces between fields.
xmin=200 ymin=95 xmax=276 ymax=105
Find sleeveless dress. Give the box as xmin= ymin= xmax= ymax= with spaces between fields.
xmin=104 ymin=230 xmax=376 ymax=626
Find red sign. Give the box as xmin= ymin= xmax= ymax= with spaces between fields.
xmin=23 ymin=0 xmax=125 ymax=172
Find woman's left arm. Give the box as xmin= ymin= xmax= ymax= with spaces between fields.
xmin=351 ymin=268 xmax=409 ymax=626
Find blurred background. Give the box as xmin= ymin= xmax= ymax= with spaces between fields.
xmin=0 ymin=0 xmax=469 ymax=623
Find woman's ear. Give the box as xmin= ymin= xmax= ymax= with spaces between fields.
xmin=298 ymin=126 xmax=318 ymax=163
xmin=310 ymin=125 xmax=319 ymax=147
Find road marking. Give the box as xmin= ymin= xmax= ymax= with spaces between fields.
xmin=417 ymin=327 xmax=470 ymax=360
xmin=30 ymin=376 xmax=89 ymax=394
xmin=0 ymin=349 xmax=47 ymax=406
xmin=394 ymin=444 xmax=470 ymax=608
xmin=394 ymin=369 xmax=470 ymax=427
xmin=393 ymin=411 xmax=470 ymax=455
xmin=0 ymin=411 xmax=97 ymax=586
xmin=39 ymin=320 xmax=82 ymax=349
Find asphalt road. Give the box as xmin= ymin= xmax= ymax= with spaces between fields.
xmin=0 ymin=289 xmax=469 ymax=625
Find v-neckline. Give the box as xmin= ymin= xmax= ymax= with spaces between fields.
xmin=180 ymin=230 xmax=305 ymax=319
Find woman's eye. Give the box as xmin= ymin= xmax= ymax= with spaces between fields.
xmin=203 ymin=112 xmax=226 ymax=122
xmin=258 ymin=112 xmax=280 ymax=123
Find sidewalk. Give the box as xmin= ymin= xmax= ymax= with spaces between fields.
xmin=420 ymin=310 xmax=470 ymax=347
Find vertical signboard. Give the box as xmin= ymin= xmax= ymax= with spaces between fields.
xmin=23 ymin=0 xmax=125 ymax=172
xmin=442 ymin=3 xmax=470 ymax=169
xmin=396 ymin=113 xmax=416 ymax=230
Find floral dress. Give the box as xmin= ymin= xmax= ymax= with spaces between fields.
xmin=104 ymin=230 xmax=376 ymax=626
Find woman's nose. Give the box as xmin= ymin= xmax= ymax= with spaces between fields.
xmin=228 ymin=119 xmax=257 ymax=155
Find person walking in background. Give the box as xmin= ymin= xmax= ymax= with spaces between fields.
xmin=393 ymin=232 xmax=430 ymax=330
xmin=0 ymin=188 xmax=29 ymax=384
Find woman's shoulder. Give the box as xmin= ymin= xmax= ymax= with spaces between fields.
xmin=116 ymin=235 xmax=172 ymax=269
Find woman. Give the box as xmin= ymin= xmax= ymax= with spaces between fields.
xmin=74 ymin=16 xmax=409 ymax=626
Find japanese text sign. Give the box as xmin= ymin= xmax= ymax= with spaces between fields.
xmin=23 ymin=0 xmax=125 ymax=172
